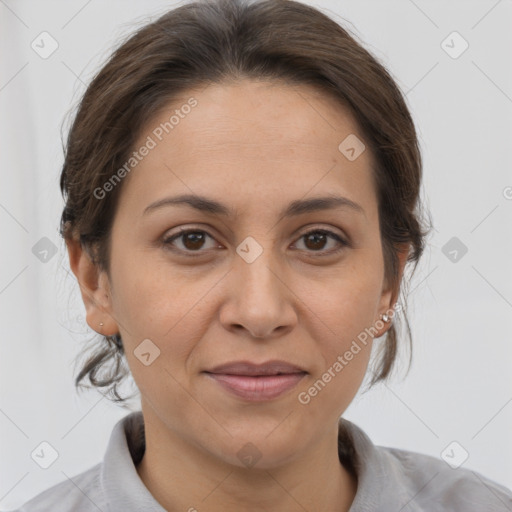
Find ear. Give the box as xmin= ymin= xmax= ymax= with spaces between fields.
xmin=65 ymin=237 xmax=119 ymax=337
xmin=376 ymin=243 xmax=409 ymax=334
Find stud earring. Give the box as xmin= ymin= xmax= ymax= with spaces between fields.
xmin=381 ymin=313 xmax=391 ymax=323
xmin=99 ymin=322 xmax=104 ymax=327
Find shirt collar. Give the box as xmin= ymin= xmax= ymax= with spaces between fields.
xmin=338 ymin=416 xmax=418 ymax=511
xmin=99 ymin=411 xmax=408 ymax=511
xmin=100 ymin=411 xmax=166 ymax=511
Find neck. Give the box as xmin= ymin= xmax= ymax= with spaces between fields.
xmin=135 ymin=411 xmax=357 ymax=512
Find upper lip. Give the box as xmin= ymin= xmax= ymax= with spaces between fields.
xmin=204 ymin=360 xmax=307 ymax=376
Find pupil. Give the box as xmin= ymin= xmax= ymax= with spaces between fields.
xmin=306 ymin=233 xmax=325 ymax=250
xmin=184 ymin=232 xmax=204 ymax=250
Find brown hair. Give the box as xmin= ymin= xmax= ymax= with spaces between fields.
xmin=59 ymin=0 xmax=432 ymax=405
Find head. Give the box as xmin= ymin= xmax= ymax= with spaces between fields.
xmin=61 ymin=0 xmax=431 ymax=467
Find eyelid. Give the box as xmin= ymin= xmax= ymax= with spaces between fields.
xmin=162 ymin=224 xmax=349 ymax=255
xmin=162 ymin=226 xmax=221 ymax=254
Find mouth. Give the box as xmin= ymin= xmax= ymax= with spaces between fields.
xmin=203 ymin=360 xmax=308 ymax=401
xmin=204 ymin=359 xmax=307 ymax=376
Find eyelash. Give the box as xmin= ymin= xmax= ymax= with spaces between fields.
xmin=162 ymin=226 xmax=349 ymax=257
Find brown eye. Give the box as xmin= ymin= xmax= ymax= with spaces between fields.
xmin=180 ymin=231 xmax=207 ymax=250
xmin=163 ymin=229 xmax=217 ymax=254
xmin=294 ymin=229 xmax=348 ymax=255
xmin=304 ymin=232 xmax=328 ymax=251
xmin=163 ymin=227 xmax=348 ymax=257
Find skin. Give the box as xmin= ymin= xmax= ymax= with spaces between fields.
xmin=67 ymin=79 xmax=409 ymax=512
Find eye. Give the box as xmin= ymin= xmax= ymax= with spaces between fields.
xmin=293 ymin=228 xmax=349 ymax=255
xmin=163 ymin=228 xmax=220 ymax=255
xmin=162 ymin=226 xmax=349 ymax=256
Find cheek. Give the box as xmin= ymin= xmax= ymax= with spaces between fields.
xmin=304 ymin=263 xmax=382 ymax=336
xmin=110 ymin=256 xmax=218 ymax=377
xmin=109 ymin=249 xmax=187 ymax=333
xmin=297 ymin=282 xmax=375 ymax=418
xmin=296 ymin=265 xmax=380 ymax=397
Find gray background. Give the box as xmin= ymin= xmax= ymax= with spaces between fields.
xmin=1 ymin=0 xmax=511 ymax=509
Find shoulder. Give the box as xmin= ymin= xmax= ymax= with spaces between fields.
xmin=381 ymin=445 xmax=512 ymax=512
xmin=340 ymin=418 xmax=512 ymax=512
xmin=6 ymin=463 xmax=106 ymax=512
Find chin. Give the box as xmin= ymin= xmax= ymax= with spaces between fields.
xmin=213 ymin=432 xmax=302 ymax=471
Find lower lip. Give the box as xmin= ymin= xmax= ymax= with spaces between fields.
xmin=204 ymin=372 xmax=307 ymax=401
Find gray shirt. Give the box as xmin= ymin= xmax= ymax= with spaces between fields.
xmin=7 ymin=411 xmax=512 ymax=511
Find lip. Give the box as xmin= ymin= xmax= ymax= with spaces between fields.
xmin=203 ymin=360 xmax=308 ymax=401
xmin=204 ymin=372 xmax=307 ymax=401
xmin=205 ymin=360 xmax=307 ymax=376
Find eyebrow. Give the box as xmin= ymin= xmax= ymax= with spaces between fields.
xmin=143 ymin=193 xmax=365 ymax=219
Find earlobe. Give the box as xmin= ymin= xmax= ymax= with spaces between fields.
xmin=65 ymin=238 xmax=119 ymax=336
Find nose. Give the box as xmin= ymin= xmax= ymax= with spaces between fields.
xmin=219 ymin=250 xmax=297 ymax=339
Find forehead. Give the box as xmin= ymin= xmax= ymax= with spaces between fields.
xmin=117 ymin=79 xmax=377 ymax=222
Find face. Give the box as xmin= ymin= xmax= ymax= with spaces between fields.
xmin=72 ymin=79 xmax=404 ymax=469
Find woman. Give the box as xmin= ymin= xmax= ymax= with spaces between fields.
xmin=11 ymin=0 xmax=512 ymax=510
